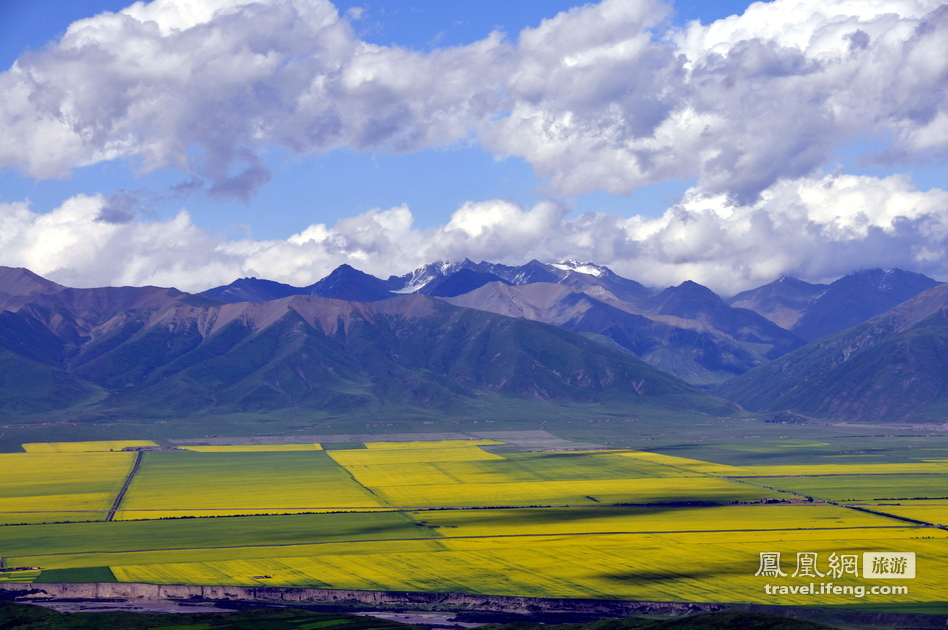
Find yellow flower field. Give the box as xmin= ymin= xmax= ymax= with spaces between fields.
xmin=0 ymin=451 xmax=134 ymax=524
xmin=411 ymin=504 xmax=901 ymax=537
xmin=864 ymin=503 xmax=948 ymax=526
xmin=116 ymin=450 xmax=388 ymax=519
xmin=341 ymin=451 xmax=695 ymax=490
xmin=108 ymin=527 xmax=947 ymax=605
xmin=4 ymin=438 xmax=945 ymax=610
xmin=616 ymin=451 xmax=745 ymax=475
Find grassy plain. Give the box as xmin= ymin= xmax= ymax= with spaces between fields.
xmin=748 ymin=475 xmax=948 ymax=502
xmin=0 ymin=451 xmax=133 ymax=524
xmin=732 ymin=462 xmax=948 ymax=476
xmin=1 ymin=512 xmax=437 ymax=559
xmin=179 ymin=444 xmax=323 ymax=452
xmin=363 ymin=439 xmax=504 ymax=449
xmin=21 ymin=441 xmax=158 ymax=453
xmin=327 ymin=445 xmax=505 ymax=466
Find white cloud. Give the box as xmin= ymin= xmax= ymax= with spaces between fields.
xmin=2 ymin=0 xmax=948 ymax=295
xmin=0 ymin=0 xmax=507 ymax=198
xmin=485 ymin=0 xmax=948 ymax=200
xmin=2 ymin=0 xmax=947 ymax=202
xmin=3 ymin=173 xmax=947 ymax=295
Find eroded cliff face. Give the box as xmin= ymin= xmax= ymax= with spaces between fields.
xmin=0 ymin=582 xmax=721 ymax=616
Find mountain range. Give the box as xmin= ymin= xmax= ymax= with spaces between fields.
xmin=0 ymin=261 xmax=942 ymax=425
xmin=718 ymin=282 xmax=948 ymax=423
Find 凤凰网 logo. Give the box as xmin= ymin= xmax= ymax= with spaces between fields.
xmin=755 ymin=552 xmax=915 ymax=579
xmin=755 ymin=552 xmax=915 ymax=599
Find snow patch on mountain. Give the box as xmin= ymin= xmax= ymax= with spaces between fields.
xmin=552 ymin=260 xmax=606 ymax=277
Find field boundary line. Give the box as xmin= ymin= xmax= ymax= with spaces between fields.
xmin=107 ymin=451 xmax=143 ymax=522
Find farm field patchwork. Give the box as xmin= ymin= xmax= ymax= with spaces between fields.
xmin=1 ymin=439 xmax=945 ymax=609
xmin=409 ymin=504 xmax=901 ymax=537
xmin=365 ymin=477 xmax=787 ymax=507
xmin=339 ymin=451 xmax=697 ymax=497
xmin=858 ymin=502 xmax=948 ymax=526
xmin=0 ymin=451 xmax=134 ymax=524
xmin=104 ymin=528 xmax=947 ymax=605
xmin=616 ymin=451 xmax=746 ymax=475
xmin=1 ymin=512 xmax=439 ymax=565
xmin=326 ymin=445 xmax=505 ymax=466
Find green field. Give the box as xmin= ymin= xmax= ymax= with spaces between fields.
xmin=748 ymin=474 xmax=948 ymax=502
xmin=1 ymin=438 xmax=946 ymax=609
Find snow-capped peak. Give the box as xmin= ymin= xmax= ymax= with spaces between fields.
xmin=552 ymin=260 xmax=606 ymax=277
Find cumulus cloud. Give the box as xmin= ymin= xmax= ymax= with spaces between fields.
xmin=3 ymin=173 xmax=946 ymax=294
xmin=2 ymin=0 xmax=948 ymax=294
xmin=0 ymin=0 xmax=508 ymax=198
xmin=1 ymin=0 xmax=947 ymax=201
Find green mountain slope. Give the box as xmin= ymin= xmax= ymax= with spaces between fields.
xmin=716 ymin=283 xmax=948 ymax=422
xmin=82 ymin=294 xmax=724 ymax=418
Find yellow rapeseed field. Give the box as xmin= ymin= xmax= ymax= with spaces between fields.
xmin=412 ymin=504 xmax=899 ymax=537
xmin=116 ymin=450 xmax=387 ymax=519
xmin=616 ymin=451 xmax=745 ymax=475
xmin=7 ymin=441 xmax=945 ymax=609
xmin=342 ymin=451 xmax=695 ymax=490
xmin=0 ymin=451 xmax=134 ymax=524
xmin=0 ymin=570 xmax=41 ymax=584
xmin=22 ymin=440 xmax=158 ymax=453
xmin=108 ymin=527 xmax=946 ymax=605
xmin=864 ymin=503 xmax=948 ymax=526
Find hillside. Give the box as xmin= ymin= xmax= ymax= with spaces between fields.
xmin=729 ymin=269 xmax=938 ymax=340
xmin=0 ymin=269 xmax=730 ymax=424
xmin=445 ymin=282 xmax=801 ymax=386
xmin=717 ymin=282 xmax=948 ymax=422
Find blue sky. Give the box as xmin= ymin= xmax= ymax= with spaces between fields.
xmin=0 ymin=0 xmax=749 ymax=237
xmin=0 ymin=0 xmax=946 ymax=292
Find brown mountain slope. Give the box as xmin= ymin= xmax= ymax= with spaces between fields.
xmin=444 ymin=282 xmax=802 ymax=386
